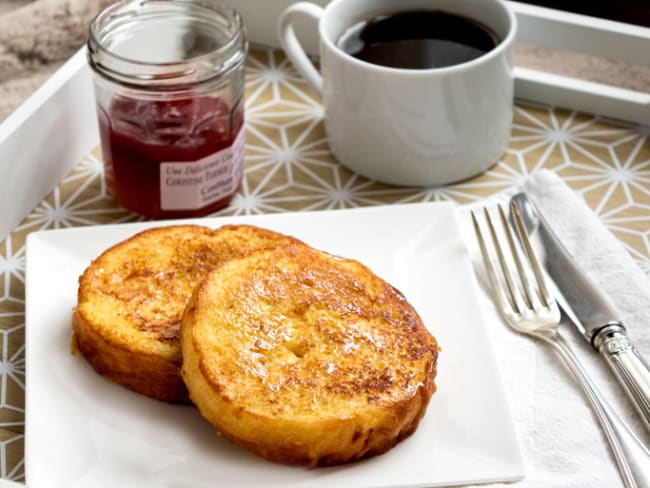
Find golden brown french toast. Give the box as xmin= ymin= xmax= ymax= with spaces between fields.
xmin=73 ymin=224 xmax=302 ymax=403
xmin=181 ymin=242 xmax=439 ymax=466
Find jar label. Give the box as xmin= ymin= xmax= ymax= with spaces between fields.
xmin=159 ymin=127 xmax=245 ymax=211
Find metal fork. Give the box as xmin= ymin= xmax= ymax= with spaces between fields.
xmin=472 ymin=202 xmax=650 ymax=488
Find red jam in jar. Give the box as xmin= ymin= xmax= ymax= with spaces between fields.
xmin=98 ymin=96 xmax=245 ymax=219
xmin=88 ymin=0 xmax=248 ymax=219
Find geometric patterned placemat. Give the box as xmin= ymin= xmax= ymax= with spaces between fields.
xmin=0 ymin=46 xmax=648 ymax=482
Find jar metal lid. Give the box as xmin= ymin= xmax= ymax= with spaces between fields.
xmin=88 ymin=0 xmax=248 ymax=89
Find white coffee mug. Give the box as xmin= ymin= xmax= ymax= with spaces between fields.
xmin=278 ymin=0 xmax=517 ymax=186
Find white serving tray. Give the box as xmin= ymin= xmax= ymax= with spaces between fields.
xmin=0 ymin=0 xmax=648 ymax=242
xmin=0 ymin=48 xmax=98 ymax=243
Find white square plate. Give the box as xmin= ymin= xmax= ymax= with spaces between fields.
xmin=25 ymin=202 xmax=524 ymax=488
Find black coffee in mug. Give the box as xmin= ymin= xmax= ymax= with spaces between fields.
xmin=337 ymin=10 xmax=499 ymax=69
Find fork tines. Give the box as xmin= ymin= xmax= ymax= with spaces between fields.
xmin=472 ymin=201 xmax=555 ymax=317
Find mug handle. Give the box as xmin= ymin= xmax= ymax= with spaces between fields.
xmin=277 ymin=2 xmax=324 ymax=97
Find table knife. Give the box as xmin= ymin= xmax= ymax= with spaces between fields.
xmin=511 ymin=192 xmax=650 ymax=433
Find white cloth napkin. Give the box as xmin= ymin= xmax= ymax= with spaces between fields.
xmin=460 ymin=169 xmax=650 ymax=488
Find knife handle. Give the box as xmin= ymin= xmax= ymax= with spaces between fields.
xmin=594 ymin=323 xmax=650 ymax=433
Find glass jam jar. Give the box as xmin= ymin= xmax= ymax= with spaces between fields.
xmin=87 ymin=0 xmax=248 ymax=219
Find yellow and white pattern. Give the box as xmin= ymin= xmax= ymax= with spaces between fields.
xmin=0 ymin=46 xmax=648 ymax=481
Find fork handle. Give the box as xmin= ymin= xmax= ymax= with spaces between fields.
xmin=593 ymin=324 xmax=650 ymax=434
xmin=547 ymin=332 xmax=650 ymax=488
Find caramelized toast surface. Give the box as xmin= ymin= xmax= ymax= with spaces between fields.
xmin=74 ymin=224 xmax=301 ymax=402
xmin=181 ymin=243 xmax=439 ymax=465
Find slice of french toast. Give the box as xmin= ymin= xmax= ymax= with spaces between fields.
xmin=181 ymin=242 xmax=439 ymax=466
xmin=73 ymin=224 xmax=302 ymax=403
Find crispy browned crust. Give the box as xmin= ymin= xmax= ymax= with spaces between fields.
xmin=181 ymin=243 xmax=439 ymax=466
xmin=72 ymin=310 xmax=189 ymax=402
xmin=74 ymin=224 xmax=302 ymax=403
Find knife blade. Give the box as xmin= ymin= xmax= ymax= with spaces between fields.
xmin=511 ymin=192 xmax=650 ymax=433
